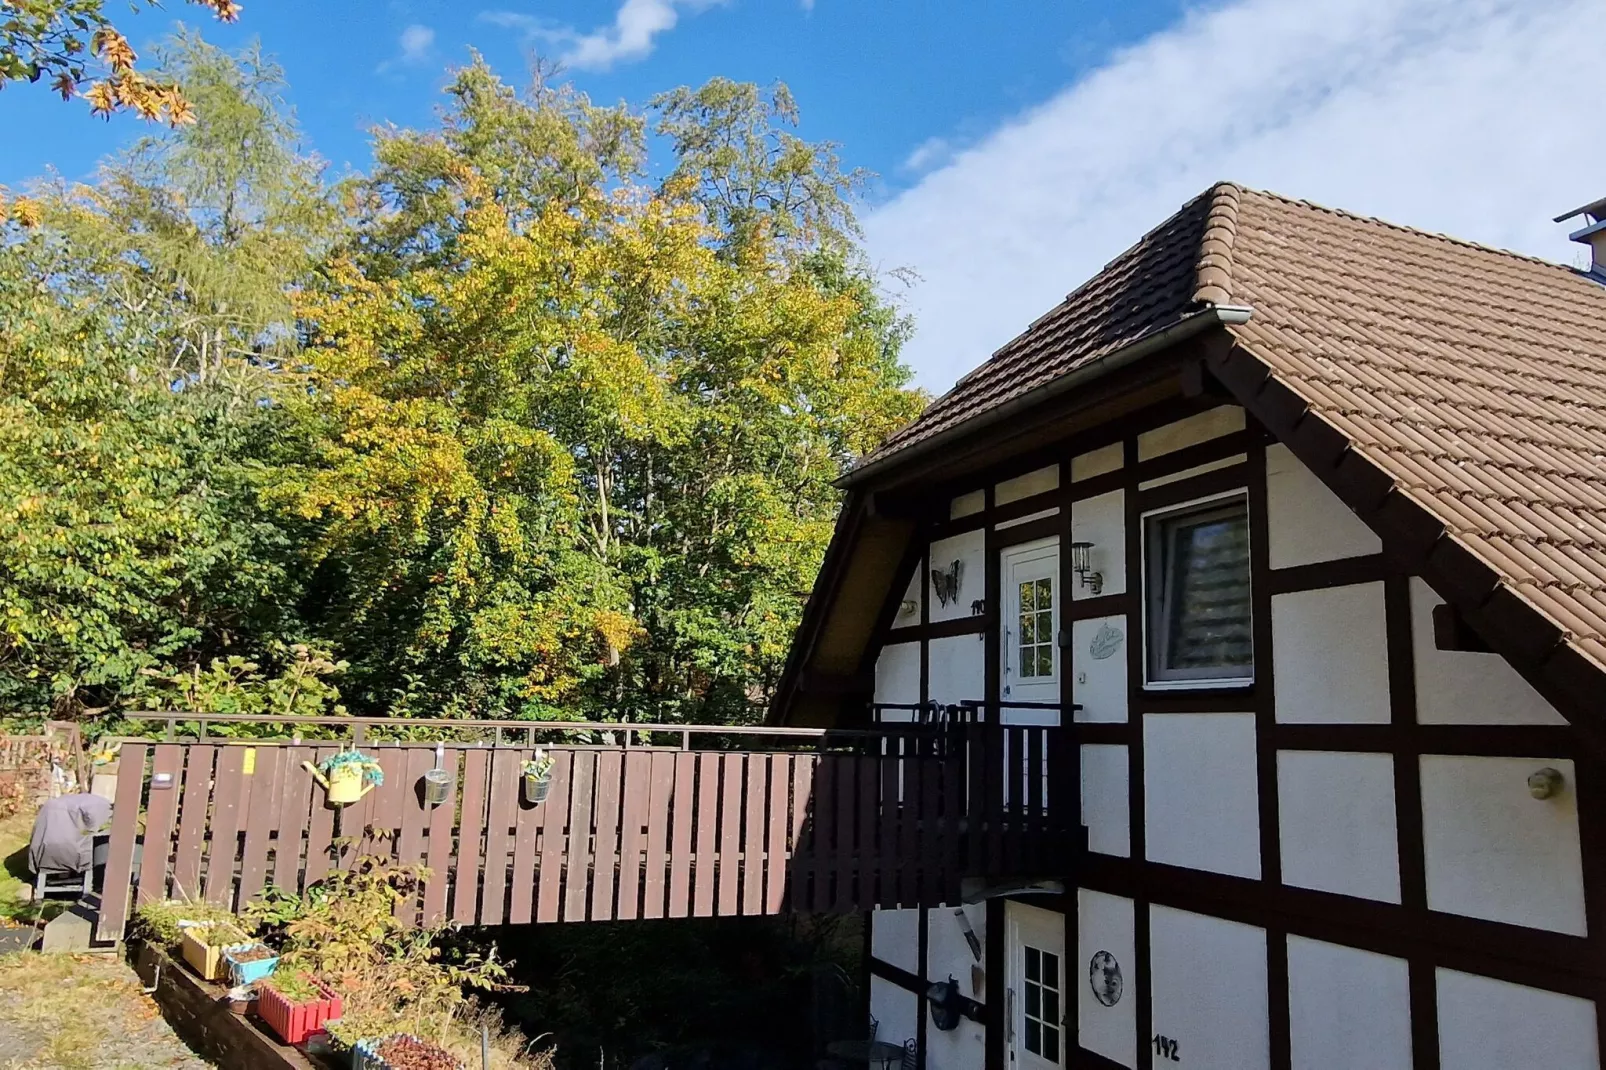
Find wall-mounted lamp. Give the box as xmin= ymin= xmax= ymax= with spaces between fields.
xmin=1529 ymin=767 xmax=1565 ymax=800
xmin=1069 ymin=541 xmax=1103 ymax=595
xmin=926 ymin=976 xmax=984 ymax=1031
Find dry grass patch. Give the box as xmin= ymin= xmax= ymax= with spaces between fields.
xmin=0 ymin=952 xmax=210 ymax=1069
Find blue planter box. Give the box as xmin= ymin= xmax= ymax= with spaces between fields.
xmin=223 ymin=942 xmax=279 ymax=986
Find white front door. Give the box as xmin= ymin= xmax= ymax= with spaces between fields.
xmin=1001 ymin=538 xmax=1061 ymax=719
xmin=1008 ymin=901 xmax=1067 ymax=1069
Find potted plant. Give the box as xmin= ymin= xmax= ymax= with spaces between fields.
xmin=353 ymin=1034 xmax=464 ymax=1070
xmin=522 ymin=749 xmax=554 ymax=804
xmin=303 ymin=749 xmax=384 ymax=805
xmin=223 ymin=940 xmax=279 ymax=986
xmin=179 ymin=921 xmax=249 ymax=982
xmin=259 ymin=968 xmax=344 ymax=1045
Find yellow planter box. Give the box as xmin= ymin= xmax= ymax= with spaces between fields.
xmin=180 ymin=925 xmax=246 ymax=982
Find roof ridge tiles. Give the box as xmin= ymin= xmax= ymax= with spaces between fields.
xmin=1193 ymin=181 xmax=1243 ymax=305
xmin=1236 ymin=185 xmax=1578 ymax=275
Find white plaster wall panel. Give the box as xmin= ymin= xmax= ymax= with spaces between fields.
xmin=996 ymin=464 xmax=1060 ymax=505
xmin=1420 ymin=754 xmax=1586 ymax=935
xmin=1437 ymin=968 xmax=1599 ymax=1070
xmin=871 ymin=908 xmax=921 ymax=974
xmin=1265 ymin=442 xmax=1381 ymax=568
xmin=928 ymin=528 xmax=986 ymax=623
xmin=892 ymin=564 xmax=923 ymax=629
xmin=925 ymin=906 xmax=988 ymax=1070
xmin=1081 ymin=744 xmax=1130 ymax=858
xmin=1073 ymin=442 xmax=1123 ymax=482
xmin=1149 ymin=905 xmax=1269 ymax=1070
xmin=1071 ymin=615 xmax=1128 ymax=722
xmin=1138 ymin=453 xmax=1247 ymax=490
xmin=1287 ymin=936 xmax=1411 ymax=1070
xmin=925 ymin=1012 xmax=986 ymax=1070
xmin=874 ymin=643 xmax=921 ymax=708
xmin=1144 ymin=713 xmax=1261 ymax=879
xmin=950 ymin=489 xmax=985 ymax=519
xmin=1272 ymin=582 xmax=1390 ymax=724
xmin=1078 ymin=889 xmax=1137 ymax=1069
xmin=1278 ymin=750 xmax=1400 ymax=902
xmin=869 ymin=975 xmax=920 ymax=1050
xmin=1070 ymin=489 xmax=1125 ymax=601
xmin=995 ymin=506 xmax=1059 ymax=531
xmin=1136 ymin=405 xmax=1245 ymax=460
xmin=1410 ymin=578 xmax=1566 ymax=725
xmin=928 ymin=634 xmax=985 ymax=708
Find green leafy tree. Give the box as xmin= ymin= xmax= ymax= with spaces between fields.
xmin=0 ymin=33 xmax=333 ymax=715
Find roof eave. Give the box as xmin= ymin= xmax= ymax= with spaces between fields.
xmin=836 ymin=304 xmax=1255 ymax=491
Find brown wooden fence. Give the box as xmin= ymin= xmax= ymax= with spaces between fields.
xmin=96 ymin=723 xmax=1074 ymax=941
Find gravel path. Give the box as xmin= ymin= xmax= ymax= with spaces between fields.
xmin=0 ymin=951 xmax=213 ymax=1069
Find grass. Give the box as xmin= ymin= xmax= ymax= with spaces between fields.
xmin=0 ymin=952 xmax=142 ymax=1069
xmin=0 ymin=810 xmax=69 ymax=928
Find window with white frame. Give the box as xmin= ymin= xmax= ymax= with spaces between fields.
xmin=1017 ymin=576 xmax=1055 ymax=679
xmin=1144 ymin=492 xmax=1253 ymax=686
xmin=1021 ymin=943 xmax=1062 ymax=1063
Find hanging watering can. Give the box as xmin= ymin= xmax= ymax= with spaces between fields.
xmin=303 ymin=750 xmax=381 ymax=805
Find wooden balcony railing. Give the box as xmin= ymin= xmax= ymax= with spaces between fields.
xmin=95 ymin=715 xmax=1075 ymax=941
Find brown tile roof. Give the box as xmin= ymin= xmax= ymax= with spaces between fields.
xmin=859 ymin=185 xmax=1222 ymax=465
xmin=860 ymin=181 xmax=1606 ymax=677
xmin=1216 ymin=184 xmax=1606 ymax=675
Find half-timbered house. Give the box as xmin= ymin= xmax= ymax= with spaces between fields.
xmin=772 ymin=184 xmax=1606 ymax=1069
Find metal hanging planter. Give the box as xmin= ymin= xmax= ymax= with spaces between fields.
xmin=522 ymin=749 xmax=554 ymax=804
xmin=421 ymin=743 xmax=452 ymax=807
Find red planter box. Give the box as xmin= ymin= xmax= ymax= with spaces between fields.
xmin=258 ymin=980 xmax=342 ymax=1045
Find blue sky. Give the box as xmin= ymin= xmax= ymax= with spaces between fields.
xmin=0 ymin=1 xmax=1185 ymax=198
xmin=2 ymin=0 xmax=1601 ymax=391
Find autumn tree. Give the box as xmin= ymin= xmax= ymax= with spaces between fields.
xmin=290 ymin=59 xmax=921 ymax=721
xmin=0 ymin=0 xmax=241 ymax=122
xmin=2 ymin=40 xmax=922 ymax=725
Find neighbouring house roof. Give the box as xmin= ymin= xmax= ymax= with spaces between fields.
xmin=777 ymin=182 xmax=1606 ymax=731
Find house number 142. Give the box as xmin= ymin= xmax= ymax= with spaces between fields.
xmin=1152 ymin=1035 xmax=1181 ymax=1062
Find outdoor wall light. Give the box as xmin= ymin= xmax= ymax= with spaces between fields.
xmin=1070 ymin=541 xmax=1104 ymax=595
xmin=926 ymin=976 xmax=983 ymax=1031
xmin=1529 ymin=767 xmax=1565 ymax=800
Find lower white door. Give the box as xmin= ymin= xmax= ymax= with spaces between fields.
xmin=1008 ymin=901 xmax=1067 ymax=1069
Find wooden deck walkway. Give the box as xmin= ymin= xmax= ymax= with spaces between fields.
xmin=96 ymin=721 xmax=1074 ymax=941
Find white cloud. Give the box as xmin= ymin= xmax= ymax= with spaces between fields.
xmin=902 ymin=136 xmax=951 ymax=174
xmin=482 ymin=0 xmax=722 ymax=73
xmin=398 ymin=24 xmax=435 ymax=63
xmin=376 ymin=23 xmax=435 ymax=72
xmin=866 ymin=0 xmax=1604 ymax=392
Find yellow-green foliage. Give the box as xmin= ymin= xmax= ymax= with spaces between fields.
xmin=2 ymin=40 xmax=922 ymax=726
